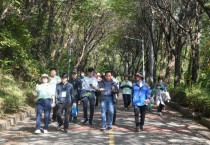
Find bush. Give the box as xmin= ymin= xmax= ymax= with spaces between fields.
xmin=170 ymin=87 xmax=188 ymax=107
xmin=170 ymin=85 xmax=210 ymax=117
xmin=2 ymin=95 xmax=22 ymax=113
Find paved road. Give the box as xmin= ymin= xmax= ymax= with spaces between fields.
xmin=0 ymin=96 xmax=210 ymax=145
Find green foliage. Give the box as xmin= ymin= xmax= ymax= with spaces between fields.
xmin=0 ymin=71 xmax=30 ymax=115
xmin=170 ymin=85 xmax=210 ymax=117
xmin=2 ymin=95 xmax=21 ymax=113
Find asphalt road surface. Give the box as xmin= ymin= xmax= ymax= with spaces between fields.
xmin=0 ymin=96 xmax=210 ymax=145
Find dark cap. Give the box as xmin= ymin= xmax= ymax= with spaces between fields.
xmin=71 ymin=70 xmax=77 ymax=74
xmin=60 ymin=73 xmax=68 ymax=78
xmin=135 ymin=72 xmax=144 ymax=78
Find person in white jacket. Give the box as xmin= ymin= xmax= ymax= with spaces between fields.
xmin=153 ymin=83 xmax=165 ymax=116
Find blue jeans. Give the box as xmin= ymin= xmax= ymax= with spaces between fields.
xmin=35 ymin=99 xmax=51 ymax=130
xmin=101 ymin=96 xmax=114 ymax=129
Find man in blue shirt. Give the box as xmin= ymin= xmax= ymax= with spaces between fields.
xmin=132 ymin=72 xmax=151 ymax=132
xmin=99 ymin=71 xmax=118 ymax=131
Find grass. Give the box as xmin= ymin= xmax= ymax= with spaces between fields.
xmin=0 ymin=71 xmax=34 ymax=117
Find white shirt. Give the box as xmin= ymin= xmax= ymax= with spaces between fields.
xmin=82 ymin=76 xmax=98 ymax=91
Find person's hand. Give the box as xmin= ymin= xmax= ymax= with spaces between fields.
xmin=51 ymin=103 xmax=56 ymax=107
xmin=144 ymin=99 xmax=150 ymax=105
xmin=111 ymin=86 xmax=115 ymax=92
xmin=100 ymin=88 xmax=105 ymax=91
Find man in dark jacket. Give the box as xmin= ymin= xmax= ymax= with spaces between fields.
xmin=56 ymin=73 xmax=74 ymax=133
xmin=68 ymin=70 xmax=82 ymax=123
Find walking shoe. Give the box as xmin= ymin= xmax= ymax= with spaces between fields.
xmin=43 ymin=130 xmax=48 ymax=133
xmin=107 ymin=127 xmax=112 ymax=130
xmin=64 ymin=129 xmax=68 ymax=133
xmin=89 ymin=122 xmax=93 ymax=126
xmin=52 ymin=119 xmax=56 ymax=122
xmin=83 ymin=119 xmax=88 ymax=125
xmin=57 ymin=124 xmax=64 ymax=130
xmin=34 ymin=129 xmax=41 ymax=134
xmin=73 ymin=117 xmax=77 ymax=123
xmin=140 ymin=126 xmax=143 ymax=131
xmin=100 ymin=128 xmax=106 ymax=131
xmin=135 ymin=127 xmax=140 ymax=132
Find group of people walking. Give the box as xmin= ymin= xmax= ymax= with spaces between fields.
xmin=34 ymin=67 xmax=170 ymax=134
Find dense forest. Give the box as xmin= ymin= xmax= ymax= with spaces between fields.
xmin=0 ymin=0 xmax=210 ymax=115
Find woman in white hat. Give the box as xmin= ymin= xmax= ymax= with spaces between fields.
xmin=34 ymin=74 xmax=55 ymax=134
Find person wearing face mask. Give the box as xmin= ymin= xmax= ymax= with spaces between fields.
xmin=132 ymin=72 xmax=151 ymax=132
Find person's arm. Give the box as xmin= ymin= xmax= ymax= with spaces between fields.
xmin=120 ymin=81 xmax=125 ymax=88
xmin=55 ymin=84 xmax=59 ymax=104
xmin=91 ymin=78 xmax=99 ymax=91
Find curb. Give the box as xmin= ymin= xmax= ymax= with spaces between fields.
xmin=0 ymin=108 xmax=35 ymax=131
xmin=167 ymin=102 xmax=210 ymax=129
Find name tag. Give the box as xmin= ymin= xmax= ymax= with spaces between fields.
xmin=61 ymin=91 xmax=67 ymax=97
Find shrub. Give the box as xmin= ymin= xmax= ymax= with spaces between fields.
xmin=2 ymin=95 xmax=22 ymax=113
xmin=170 ymin=85 xmax=210 ymax=117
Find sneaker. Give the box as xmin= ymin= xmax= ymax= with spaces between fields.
xmin=135 ymin=127 xmax=140 ymax=132
xmin=57 ymin=124 xmax=64 ymax=130
xmin=64 ymin=129 xmax=68 ymax=133
xmin=73 ymin=117 xmax=77 ymax=123
xmin=34 ymin=129 xmax=41 ymax=134
xmin=107 ymin=127 xmax=112 ymax=130
xmin=83 ymin=119 xmax=88 ymax=125
xmin=100 ymin=128 xmax=106 ymax=131
xmin=159 ymin=112 xmax=162 ymax=116
xmin=125 ymin=108 xmax=128 ymax=111
xmin=140 ymin=126 xmax=143 ymax=131
xmin=43 ymin=130 xmax=48 ymax=133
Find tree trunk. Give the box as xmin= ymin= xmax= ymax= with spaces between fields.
xmin=191 ymin=2 xmax=201 ymax=83
xmin=174 ymin=35 xmax=186 ymax=87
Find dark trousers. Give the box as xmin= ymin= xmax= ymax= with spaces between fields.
xmin=52 ymin=107 xmax=57 ymax=121
xmin=56 ymin=103 xmax=71 ymax=129
xmin=158 ymin=103 xmax=165 ymax=112
xmin=123 ymin=94 xmax=131 ymax=108
xmin=113 ymin=104 xmax=116 ymax=124
xmin=134 ymin=105 xmax=146 ymax=127
xmin=82 ymin=92 xmax=95 ymax=123
xmin=95 ymin=91 xmax=101 ymax=107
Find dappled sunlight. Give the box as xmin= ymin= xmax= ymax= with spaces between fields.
xmin=1 ymin=99 xmax=210 ymax=144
